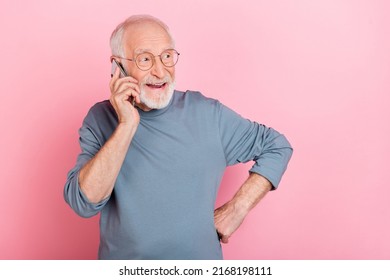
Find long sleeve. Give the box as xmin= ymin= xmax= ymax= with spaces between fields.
xmin=63 ymin=105 xmax=111 ymax=218
xmin=217 ymin=102 xmax=293 ymax=189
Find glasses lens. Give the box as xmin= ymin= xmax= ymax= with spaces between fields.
xmin=161 ymin=50 xmax=179 ymax=67
xmin=135 ymin=50 xmax=179 ymax=70
xmin=136 ymin=53 xmax=153 ymax=70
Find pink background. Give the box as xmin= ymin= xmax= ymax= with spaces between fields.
xmin=1 ymin=0 xmax=389 ymax=259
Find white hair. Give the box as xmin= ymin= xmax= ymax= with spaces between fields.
xmin=110 ymin=14 xmax=175 ymax=57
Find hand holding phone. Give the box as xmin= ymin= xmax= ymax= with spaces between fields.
xmin=109 ymin=58 xmax=141 ymax=126
xmin=110 ymin=59 xmax=136 ymax=106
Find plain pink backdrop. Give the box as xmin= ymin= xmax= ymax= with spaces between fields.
xmin=0 ymin=0 xmax=389 ymax=259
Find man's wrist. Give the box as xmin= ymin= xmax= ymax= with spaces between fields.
xmin=231 ymin=173 xmax=272 ymax=215
xmin=230 ymin=196 xmax=252 ymax=217
xmin=117 ymin=120 xmax=138 ymax=133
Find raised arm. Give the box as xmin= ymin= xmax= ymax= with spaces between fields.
xmin=64 ymin=68 xmax=142 ymax=216
xmin=80 ymin=68 xmax=142 ymax=204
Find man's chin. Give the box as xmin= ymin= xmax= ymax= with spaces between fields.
xmin=140 ymin=83 xmax=175 ymax=110
xmin=142 ymin=98 xmax=170 ymax=110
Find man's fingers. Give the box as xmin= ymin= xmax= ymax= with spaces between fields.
xmin=114 ymin=88 xmax=139 ymax=102
xmin=120 ymin=75 xmax=139 ymax=84
xmin=221 ymin=236 xmax=229 ymax=244
xmin=111 ymin=88 xmax=140 ymax=109
xmin=134 ymin=93 xmax=141 ymax=104
xmin=108 ymin=62 xmax=141 ymax=126
xmin=111 ymin=75 xmax=140 ymax=95
xmin=116 ymin=80 xmax=141 ymax=95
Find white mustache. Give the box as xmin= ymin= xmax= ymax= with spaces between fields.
xmin=142 ymin=77 xmax=171 ymax=85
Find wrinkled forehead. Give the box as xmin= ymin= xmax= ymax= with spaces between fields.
xmin=123 ymin=21 xmax=174 ymax=56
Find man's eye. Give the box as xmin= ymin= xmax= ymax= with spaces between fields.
xmin=139 ymin=57 xmax=150 ymax=62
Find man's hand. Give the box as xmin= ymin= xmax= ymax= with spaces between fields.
xmin=214 ymin=173 xmax=272 ymax=244
xmin=109 ymin=66 xmax=141 ymax=127
xmin=214 ymin=200 xmax=247 ymax=244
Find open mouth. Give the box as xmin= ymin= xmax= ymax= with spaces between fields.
xmin=146 ymin=82 xmax=167 ymax=89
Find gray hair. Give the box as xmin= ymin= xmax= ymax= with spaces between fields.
xmin=110 ymin=15 xmax=175 ymax=57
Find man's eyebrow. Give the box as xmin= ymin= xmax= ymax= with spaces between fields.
xmin=134 ymin=47 xmax=175 ymax=55
xmin=134 ymin=49 xmax=152 ymax=55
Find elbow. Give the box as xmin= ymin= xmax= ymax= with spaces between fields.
xmin=64 ymin=171 xmax=106 ymax=218
xmin=279 ymin=135 xmax=294 ymax=165
xmin=78 ymin=184 xmax=102 ymax=205
xmin=278 ymin=133 xmax=293 ymax=150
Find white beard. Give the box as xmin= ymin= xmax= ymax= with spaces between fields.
xmin=139 ymin=81 xmax=175 ymax=110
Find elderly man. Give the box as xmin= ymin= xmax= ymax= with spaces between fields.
xmin=64 ymin=15 xmax=293 ymax=260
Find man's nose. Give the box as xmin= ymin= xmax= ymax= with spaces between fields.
xmin=150 ymin=57 xmax=165 ymax=78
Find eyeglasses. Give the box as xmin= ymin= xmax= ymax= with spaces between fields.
xmin=115 ymin=49 xmax=180 ymax=71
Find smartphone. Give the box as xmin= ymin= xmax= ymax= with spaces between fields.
xmin=111 ymin=59 xmax=128 ymax=78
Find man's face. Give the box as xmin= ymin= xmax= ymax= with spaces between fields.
xmin=122 ymin=22 xmax=176 ymax=110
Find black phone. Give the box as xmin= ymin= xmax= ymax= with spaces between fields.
xmin=111 ymin=59 xmax=127 ymax=78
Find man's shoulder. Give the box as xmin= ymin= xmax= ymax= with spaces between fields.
xmin=89 ymin=100 xmax=112 ymax=112
xmin=87 ymin=100 xmax=114 ymax=115
xmin=175 ymin=90 xmax=221 ymax=108
xmin=83 ymin=100 xmax=116 ymax=124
